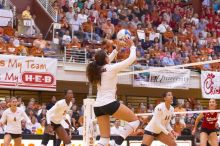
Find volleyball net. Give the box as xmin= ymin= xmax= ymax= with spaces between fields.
xmin=83 ymin=98 xmax=220 ymax=146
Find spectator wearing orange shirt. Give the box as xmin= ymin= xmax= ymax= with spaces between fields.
xmin=102 ymin=18 xmax=115 ymax=38
xmin=164 ymin=39 xmax=176 ymax=51
xmin=0 ymin=38 xmax=7 ymax=54
xmin=99 ymin=4 xmax=108 ymax=18
xmin=67 ymin=36 xmax=81 ymax=49
xmin=17 ymin=40 xmax=29 ymax=56
xmin=30 ymin=43 xmax=43 ymax=57
xmin=3 ymin=21 xmax=15 ymax=38
xmin=82 ymin=17 xmax=100 ymax=42
xmin=173 ymin=116 xmax=186 ymax=136
xmin=210 ymin=55 xmax=220 ymax=71
xmin=0 ymin=27 xmax=4 ymax=36
xmin=163 ymin=27 xmax=174 ymax=42
xmin=6 ymin=38 xmax=19 ymax=55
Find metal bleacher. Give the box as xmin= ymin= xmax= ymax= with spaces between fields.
xmin=64 ymin=47 xmax=87 ymax=63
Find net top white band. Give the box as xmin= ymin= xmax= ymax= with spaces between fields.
xmin=118 ymin=59 xmax=220 ymax=76
xmin=136 ymin=109 xmax=220 ymax=116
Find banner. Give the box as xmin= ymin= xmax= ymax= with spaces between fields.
xmin=133 ymin=66 xmax=190 ymax=89
xmin=0 ymin=139 xmax=192 ymax=146
xmin=201 ymin=71 xmax=220 ymax=99
xmin=130 ymin=140 xmax=192 ymax=146
xmin=0 ymin=139 xmax=127 ymax=146
xmin=0 ymin=55 xmax=57 ymax=91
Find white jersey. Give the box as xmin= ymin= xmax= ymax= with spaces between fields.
xmin=145 ymin=103 xmax=174 ymax=135
xmin=94 ymin=46 xmax=137 ymax=107
xmin=0 ymin=107 xmax=31 ymax=134
xmin=46 ymin=99 xmax=72 ymax=125
xmin=61 ymin=114 xmax=71 ymax=129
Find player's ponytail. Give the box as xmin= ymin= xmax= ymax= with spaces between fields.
xmin=86 ymin=50 xmax=107 ymax=85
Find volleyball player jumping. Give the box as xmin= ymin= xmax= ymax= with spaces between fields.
xmin=41 ymin=89 xmax=73 ymax=146
xmin=192 ymin=98 xmax=218 ymax=146
xmin=0 ymin=97 xmax=31 ymax=146
xmin=86 ymin=39 xmax=140 ymax=146
xmin=141 ymin=92 xmax=178 ymax=146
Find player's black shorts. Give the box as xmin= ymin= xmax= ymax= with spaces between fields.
xmin=144 ymin=130 xmax=160 ymax=137
xmin=50 ymin=122 xmax=62 ymax=130
xmin=5 ymin=133 xmax=22 ymax=139
xmin=94 ymin=101 xmax=120 ymax=117
xmin=201 ymin=127 xmax=217 ymax=135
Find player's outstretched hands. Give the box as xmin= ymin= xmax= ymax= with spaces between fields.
xmin=125 ymin=39 xmax=135 ymax=48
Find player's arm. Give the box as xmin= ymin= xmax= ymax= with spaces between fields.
xmin=166 ymin=120 xmax=178 ymax=138
xmin=192 ymin=113 xmax=204 ymax=135
xmin=166 ymin=122 xmax=173 ymax=133
xmin=108 ymin=48 xmax=118 ymax=63
xmin=110 ymin=43 xmax=136 ymax=72
xmin=22 ymin=110 xmax=31 ymax=124
xmin=63 ymin=115 xmax=72 ymax=129
xmin=166 ymin=111 xmax=175 ymax=133
xmin=46 ymin=102 xmax=59 ymax=125
xmin=154 ymin=107 xmax=170 ymax=135
xmin=0 ymin=111 xmax=7 ymax=126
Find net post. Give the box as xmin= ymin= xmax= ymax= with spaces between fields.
xmin=83 ymin=92 xmax=96 ymax=146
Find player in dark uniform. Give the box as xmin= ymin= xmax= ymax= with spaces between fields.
xmin=192 ymin=98 xmax=218 ymax=146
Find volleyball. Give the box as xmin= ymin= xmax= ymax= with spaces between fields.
xmin=116 ymin=29 xmax=132 ymax=41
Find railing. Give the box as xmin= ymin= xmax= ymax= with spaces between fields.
xmin=0 ymin=0 xmax=16 ymax=25
xmin=37 ymin=0 xmax=57 ymax=22
xmin=64 ymin=47 xmax=87 ymax=63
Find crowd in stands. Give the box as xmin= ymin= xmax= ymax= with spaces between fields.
xmin=0 ymin=94 xmax=215 ymax=141
xmin=0 ymin=27 xmax=57 ymax=57
xmin=48 ymin=0 xmax=220 ymax=71
xmin=0 ymin=0 xmax=220 ymax=70
xmin=0 ymin=5 xmax=57 ymax=57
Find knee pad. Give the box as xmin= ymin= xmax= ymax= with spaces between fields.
xmin=119 ymin=120 xmax=140 ymax=139
xmin=97 ymin=137 xmax=110 ymax=146
xmin=41 ymin=133 xmax=50 ymax=145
